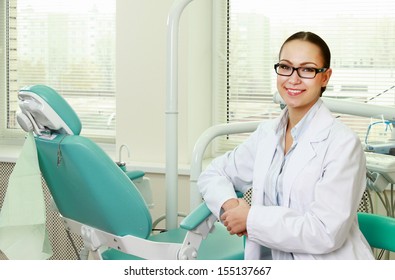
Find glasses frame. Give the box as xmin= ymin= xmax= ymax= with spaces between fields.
xmin=274 ymin=63 xmax=328 ymax=79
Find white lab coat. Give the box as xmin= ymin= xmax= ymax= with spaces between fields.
xmin=198 ymin=101 xmax=374 ymax=260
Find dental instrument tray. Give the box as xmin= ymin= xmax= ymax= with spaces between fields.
xmin=365 ymin=152 xmax=395 ymax=184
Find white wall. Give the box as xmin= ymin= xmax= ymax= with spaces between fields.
xmin=116 ymin=0 xmax=213 ymax=221
xmin=116 ymin=0 xmax=212 ymax=166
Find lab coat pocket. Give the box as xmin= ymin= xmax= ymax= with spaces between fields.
xmin=289 ymin=161 xmax=324 ymax=211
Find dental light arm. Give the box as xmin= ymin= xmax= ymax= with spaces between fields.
xmin=274 ymin=92 xmax=395 ymax=142
xmin=322 ymin=97 xmax=395 ymax=141
xmin=273 ymin=91 xmax=395 ymax=122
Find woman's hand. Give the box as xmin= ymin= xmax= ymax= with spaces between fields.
xmin=221 ymin=198 xmax=239 ymax=212
xmin=221 ymin=198 xmax=250 ymax=236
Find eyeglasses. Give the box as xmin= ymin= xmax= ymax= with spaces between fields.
xmin=274 ymin=63 xmax=328 ymax=79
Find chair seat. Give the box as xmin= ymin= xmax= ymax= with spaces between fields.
xmin=358 ymin=212 xmax=395 ymax=252
xmin=101 ymin=222 xmax=244 ymax=260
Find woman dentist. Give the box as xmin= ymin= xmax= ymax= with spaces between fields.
xmin=198 ymin=31 xmax=374 ymax=260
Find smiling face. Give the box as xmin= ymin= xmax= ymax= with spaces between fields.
xmin=277 ymin=39 xmax=332 ymax=117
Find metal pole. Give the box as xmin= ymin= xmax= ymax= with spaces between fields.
xmin=166 ymin=0 xmax=195 ymax=230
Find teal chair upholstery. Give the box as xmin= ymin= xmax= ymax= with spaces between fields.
xmin=17 ymin=85 xmax=244 ymax=260
xmin=358 ymin=212 xmax=395 ymax=257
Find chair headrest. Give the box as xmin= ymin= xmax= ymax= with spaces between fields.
xmin=17 ymin=85 xmax=82 ymax=135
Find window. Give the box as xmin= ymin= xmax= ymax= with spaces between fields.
xmin=3 ymin=0 xmax=115 ymax=142
xmin=213 ymin=0 xmax=395 ymax=154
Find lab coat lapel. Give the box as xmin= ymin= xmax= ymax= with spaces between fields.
xmin=281 ymin=139 xmax=316 ymax=208
xmin=251 ymin=119 xmax=282 ymax=206
xmin=282 ymin=104 xmax=334 ymax=208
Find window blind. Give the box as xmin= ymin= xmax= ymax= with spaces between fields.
xmin=213 ymin=0 xmax=395 ymax=155
xmin=5 ymin=0 xmax=115 ymax=141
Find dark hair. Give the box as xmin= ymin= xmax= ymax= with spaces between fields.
xmin=279 ymin=31 xmax=331 ymax=94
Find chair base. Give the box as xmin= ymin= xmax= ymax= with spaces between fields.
xmin=101 ymin=223 xmax=244 ymax=260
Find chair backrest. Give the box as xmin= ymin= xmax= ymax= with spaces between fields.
xmin=358 ymin=212 xmax=395 ymax=252
xmin=17 ymin=85 xmax=152 ymax=239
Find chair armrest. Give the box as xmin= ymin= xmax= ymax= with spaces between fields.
xmin=181 ymin=191 xmax=244 ymax=231
xmin=125 ymin=170 xmax=145 ymax=181
xmin=180 ymin=202 xmax=213 ymax=231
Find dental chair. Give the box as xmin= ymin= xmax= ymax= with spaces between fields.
xmin=16 ymin=84 xmax=244 ymax=260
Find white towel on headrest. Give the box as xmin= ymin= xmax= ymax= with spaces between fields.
xmin=0 ymin=132 xmax=53 ymax=259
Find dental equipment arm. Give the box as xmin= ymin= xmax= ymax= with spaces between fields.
xmin=275 ymin=91 xmax=395 ymax=142
xmin=273 ymin=91 xmax=395 ymax=122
